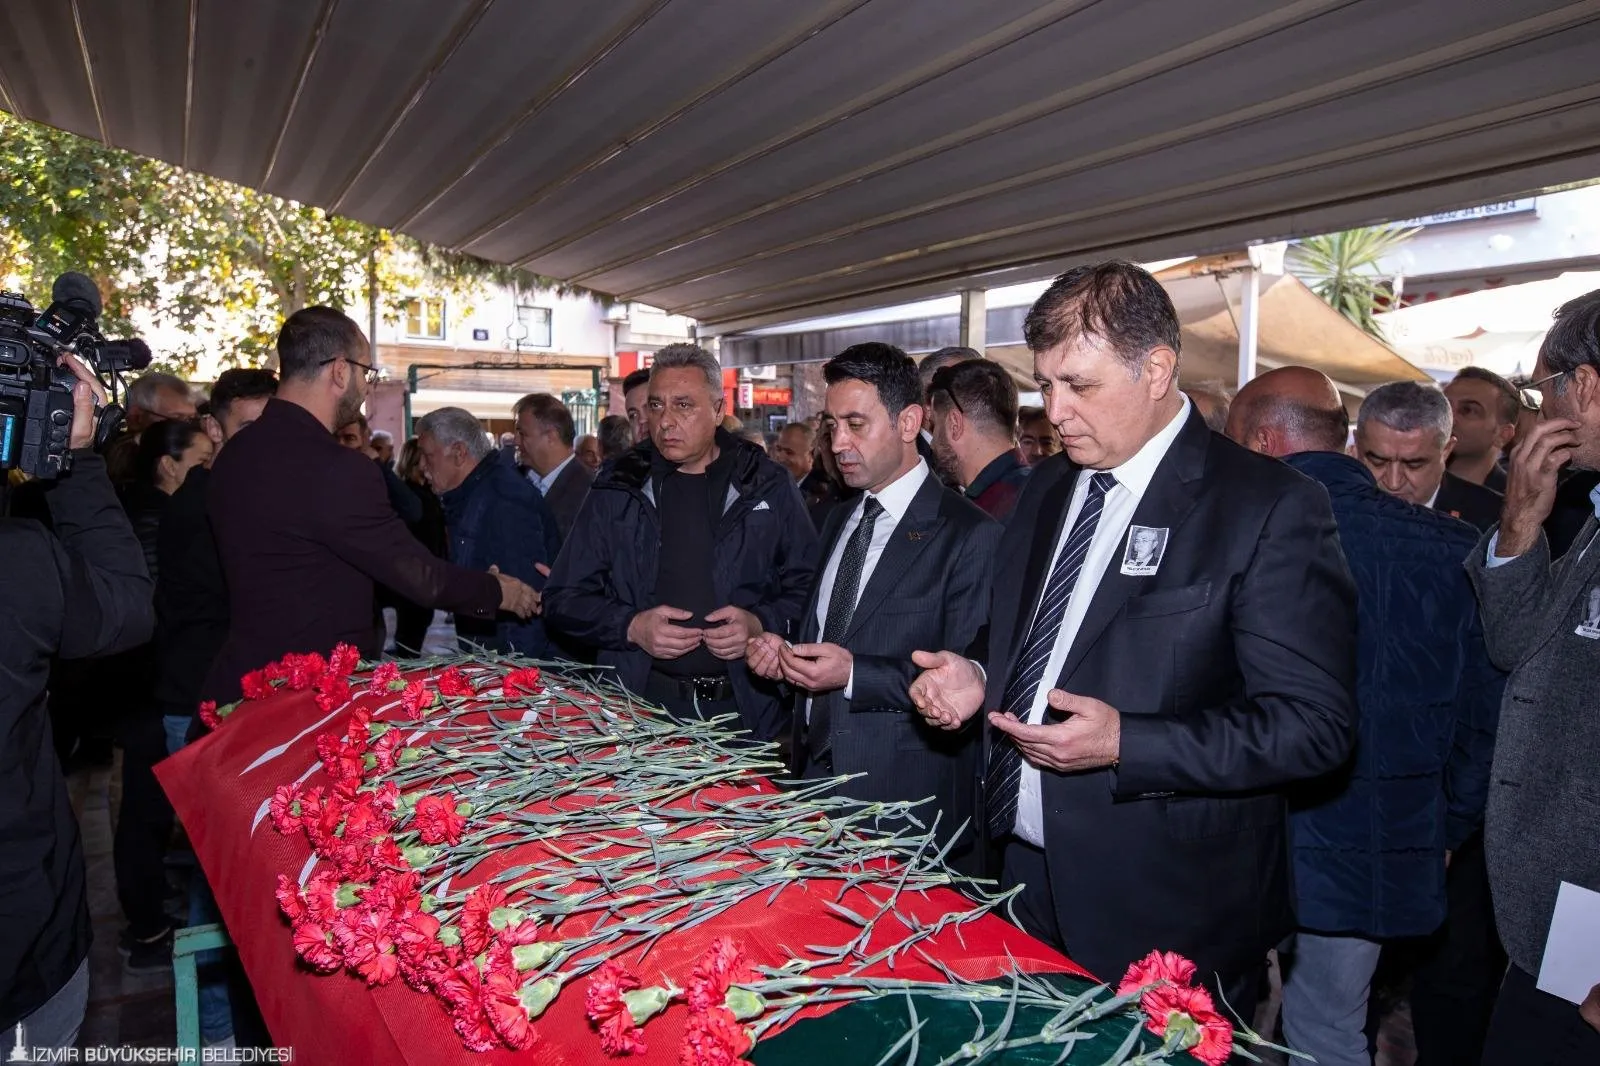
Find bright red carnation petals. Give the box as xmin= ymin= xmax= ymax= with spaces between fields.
xmin=679 ymin=1009 xmax=752 ymax=1066
xmin=460 ymin=883 xmax=508 ymax=956
xmin=435 ymin=665 xmax=474 ymax=698
xmin=687 ymin=937 xmax=749 ymax=1012
xmin=503 ymin=667 xmax=542 ymax=695
xmin=585 ymin=959 xmax=641 ymax=1024
xmin=414 ymin=794 xmax=467 ymax=847
xmin=291 ymin=919 xmax=342 ymax=973
xmin=328 ymin=642 xmax=361 ymax=677
xmin=240 ymin=669 xmax=275 ymax=701
xmin=1117 ymin=949 xmax=1198 ymax=1001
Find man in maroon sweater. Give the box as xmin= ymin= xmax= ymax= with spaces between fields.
xmin=202 ymin=307 xmax=538 ymax=705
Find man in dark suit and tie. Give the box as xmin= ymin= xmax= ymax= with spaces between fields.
xmin=203 ymin=307 xmax=540 ymax=706
xmin=749 ymin=343 xmax=1000 ymax=866
xmin=1355 ymin=380 xmax=1503 ymax=532
xmin=513 ymin=393 xmax=594 ymax=540
xmin=909 ymin=262 xmax=1357 ymax=1010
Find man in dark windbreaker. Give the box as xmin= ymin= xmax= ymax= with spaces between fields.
xmin=543 ymin=344 xmax=818 ymax=741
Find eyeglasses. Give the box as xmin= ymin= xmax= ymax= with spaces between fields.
xmin=1519 ymin=369 xmax=1571 ymax=413
xmin=320 ymin=356 xmax=380 ymax=385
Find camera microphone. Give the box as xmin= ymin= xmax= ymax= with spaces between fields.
xmin=51 ymin=271 xmax=103 ymax=317
xmin=97 ymin=337 xmax=152 ymax=372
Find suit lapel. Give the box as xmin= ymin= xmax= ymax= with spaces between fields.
xmin=842 ymin=476 xmax=945 ymax=642
xmin=1010 ymin=458 xmax=1081 ymax=651
xmin=1528 ymin=515 xmax=1600 ymax=655
xmin=1057 ymin=409 xmax=1209 ymax=685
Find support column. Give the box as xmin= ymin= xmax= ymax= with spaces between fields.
xmin=958 ymin=289 xmax=987 ymax=353
xmin=1237 ymin=265 xmax=1260 ymax=386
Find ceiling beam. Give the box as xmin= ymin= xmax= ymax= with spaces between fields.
xmin=390 ymin=0 xmax=673 ymax=232
xmin=617 ymin=0 xmax=1600 ymax=302
xmin=68 ymin=0 xmax=109 ymax=145
xmin=505 ymin=0 xmax=1109 ymax=270
xmin=258 ymin=0 xmax=339 ymax=189
xmin=453 ymin=0 xmax=877 ymax=253
xmin=555 ymin=0 xmax=1360 ymax=283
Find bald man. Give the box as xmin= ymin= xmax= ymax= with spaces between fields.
xmin=1228 ymin=367 xmax=1502 ymax=1066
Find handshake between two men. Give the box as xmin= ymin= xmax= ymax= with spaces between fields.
xmin=746 ymin=637 xmax=1123 ymax=775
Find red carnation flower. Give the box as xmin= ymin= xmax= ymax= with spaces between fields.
xmin=435 ymin=666 xmax=474 ymax=698
xmin=460 ymin=883 xmax=508 ymax=956
xmin=687 ymin=937 xmax=749 ymax=1012
xmin=483 ymin=971 xmax=540 ymax=1051
xmin=333 ymin=908 xmax=400 ymax=986
xmin=368 ymin=729 xmax=403 ymax=773
xmin=197 ymin=700 xmax=221 ymax=729
xmin=281 ymin=652 xmax=327 ymax=691
xmin=328 ymin=642 xmax=361 ymax=677
xmin=679 ymin=1009 xmax=752 ymax=1066
xmin=372 ymin=836 xmax=407 ymax=872
xmin=268 ymin=784 xmax=303 ymax=834
xmin=368 ymin=661 xmax=403 ymax=693
xmin=240 ymin=669 xmax=275 ymax=701
xmin=414 ymin=794 xmax=467 ymax=847
xmin=274 ymin=874 xmax=307 ymax=923
xmin=302 ymin=869 xmax=341 ymax=924
xmin=1117 ymin=950 xmax=1198 ymax=1001
xmin=600 ymin=1011 xmax=649 ymax=1056
xmin=370 ymin=781 xmax=399 ymax=811
xmin=314 ymin=671 xmax=351 ymax=713
xmin=444 ymin=965 xmax=499 ymax=1054
xmin=503 ymin=667 xmax=542 ymax=695
xmin=585 ymin=959 xmax=641 ymax=1024
xmin=1140 ymin=983 xmax=1233 ymax=1065
xmin=399 ymin=679 xmax=436 ymax=720
xmin=291 ymin=919 xmax=343 ymax=972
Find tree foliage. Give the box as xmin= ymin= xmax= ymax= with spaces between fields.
xmin=0 ymin=111 xmax=572 ymax=373
xmin=1287 ymin=225 xmax=1419 ymax=338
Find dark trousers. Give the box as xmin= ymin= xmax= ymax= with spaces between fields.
xmin=1481 ymin=964 xmax=1600 ymax=1066
xmin=1409 ymin=833 xmax=1505 ymax=1065
xmin=113 ymin=714 xmax=175 ymax=939
xmin=1001 ymin=839 xmax=1262 ymax=1021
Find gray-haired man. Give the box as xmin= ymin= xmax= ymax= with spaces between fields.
xmin=416 ymin=406 xmax=562 ymax=658
xmin=1356 ymin=380 xmax=1503 ymax=531
xmin=1467 ymin=287 xmax=1600 ymax=1065
xmin=544 ymin=344 xmax=818 ymax=740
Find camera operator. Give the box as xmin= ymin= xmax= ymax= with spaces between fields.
xmin=0 ymin=355 xmax=154 ymax=1049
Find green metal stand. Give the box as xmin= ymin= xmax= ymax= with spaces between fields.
xmin=173 ymin=923 xmax=231 ymax=1050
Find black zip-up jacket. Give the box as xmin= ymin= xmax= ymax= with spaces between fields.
xmin=0 ymin=452 xmax=154 ymax=1027
xmin=543 ymin=430 xmax=819 ymax=740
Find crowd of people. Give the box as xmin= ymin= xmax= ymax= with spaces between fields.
xmin=3 ymin=260 xmax=1598 ymax=1065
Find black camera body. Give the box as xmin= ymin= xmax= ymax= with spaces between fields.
xmin=0 ymin=278 xmax=148 ymax=480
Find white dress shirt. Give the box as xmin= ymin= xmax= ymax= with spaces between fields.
xmin=530 ymin=453 xmax=574 ymax=496
xmin=808 ymin=459 xmax=930 ymax=715
xmin=1013 ymin=398 xmax=1190 ymax=847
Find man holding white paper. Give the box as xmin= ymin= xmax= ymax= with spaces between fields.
xmin=1466 ymin=288 xmax=1600 ymax=1063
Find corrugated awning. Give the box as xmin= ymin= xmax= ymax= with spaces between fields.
xmin=4 ymin=1 xmax=1600 ymax=331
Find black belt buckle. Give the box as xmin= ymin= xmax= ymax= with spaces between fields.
xmin=688 ymin=675 xmax=733 ymax=702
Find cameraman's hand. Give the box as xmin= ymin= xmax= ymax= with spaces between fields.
xmin=59 ymin=354 xmax=108 ymax=451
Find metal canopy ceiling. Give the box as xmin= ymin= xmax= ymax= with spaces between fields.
xmin=4 ymin=0 xmax=1600 ymax=334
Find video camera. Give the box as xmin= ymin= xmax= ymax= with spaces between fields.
xmin=0 ymin=272 xmax=150 ymax=479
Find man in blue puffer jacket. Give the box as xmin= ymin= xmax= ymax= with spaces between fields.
xmin=1228 ymin=367 xmax=1502 ymax=1066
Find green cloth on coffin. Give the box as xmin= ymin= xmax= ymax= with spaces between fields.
xmin=752 ymin=972 xmax=1161 ymax=1065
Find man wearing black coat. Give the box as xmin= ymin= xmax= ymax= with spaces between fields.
xmin=748 ymin=344 xmax=999 ymax=868
xmin=1 ymin=357 xmax=153 ymax=1049
xmin=1354 ymin=380 xmax=1504 ymax=532
xmin=909 ymin=263 xmax=1357 ymax=1010
xmin=544 ymin=344 xmax=818 ymax=742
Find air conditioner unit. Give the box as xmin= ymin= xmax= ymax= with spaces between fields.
xmin=602 ymin=301 xmax=631 ymax=324
xmin=742 ymin=364 xmax=778 ymax=381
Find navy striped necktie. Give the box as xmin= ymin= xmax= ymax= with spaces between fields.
xmin=984 ymin=471 xmax=1117 ymax=837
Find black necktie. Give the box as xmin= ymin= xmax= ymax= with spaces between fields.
xmin=809 ymin=496 xmax=885 ymax=762
xmin=984 ymin=472 xmax=1117 ymax=837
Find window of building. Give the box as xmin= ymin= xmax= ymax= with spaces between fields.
xmin=517 ymin=304 xmax=552 ymax=348
xmin=404 ymin=297 xmax=447 ymax=340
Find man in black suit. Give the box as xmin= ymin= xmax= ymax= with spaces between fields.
xmin=513 ymin=393 xmax=594 ymax=540
xmin=1356 ymin=380 xmax=1503 ymax=532
xmin=748 ymin=344 xmax=999 ymax=866
xmin=908 ymin=262 xmax=1357 ymax=1009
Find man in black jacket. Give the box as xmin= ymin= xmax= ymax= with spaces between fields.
xmin=544 ymin=344 xmax=818 ymax=741
xmin=1 ymin=356 xmax=154 ymax=1049
xmin=909 ymin=262 xmax=1357 ymax=1011
xmin=1356 ymin=380 xmax=1504 ymax=532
